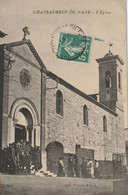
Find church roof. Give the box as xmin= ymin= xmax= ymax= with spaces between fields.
xmin=104 ymin=51 xmax=113 ymax=58
xmin=46 ymin=70 xmax=118 ymax=116
xmin=3 ymin=39 xmax=47 ymax=71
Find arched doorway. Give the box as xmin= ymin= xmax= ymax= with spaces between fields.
xmin=15 ymin=108 xmax=33 ymax=144
xmin=8 ymin=98 xmax=40 ymax=148
xmin=46 ymin=141 xmax=63 ymax=174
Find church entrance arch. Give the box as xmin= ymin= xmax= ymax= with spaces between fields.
xmin=9 ymin=98 xmax=39 ymax=147
xmin=46 ymin=141 xmax=63 ymax=174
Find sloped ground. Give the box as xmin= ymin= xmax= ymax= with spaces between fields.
xmin=0 ymin=173 xmax=127 ymax=195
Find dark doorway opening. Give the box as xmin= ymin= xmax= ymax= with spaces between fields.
xmin=75 ymin=144 xmax=94 ymax=163
xmin=15 ymin=108 xmax=33 ymax=144
xmin=15 ymin=124 xmax=26 ymax=143
xmin=46 ymin=141 xmax=63 ymax=174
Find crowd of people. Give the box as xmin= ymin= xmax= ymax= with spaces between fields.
xmin=0 ymin=140 xmax=42 ymax=174
xmin=57 ymin=156 xmax=100 ymax=178
xmin=0 ymin=141 xmax=126 ymax=178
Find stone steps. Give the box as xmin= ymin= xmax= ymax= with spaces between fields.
xmin=12 ymin=166 xmax=57 ymax=177
xmin=35 ymin=168 xmax=57 ymax=177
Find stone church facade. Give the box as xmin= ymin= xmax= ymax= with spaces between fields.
xmin=0 ymin=39 xmax=126 ymax=173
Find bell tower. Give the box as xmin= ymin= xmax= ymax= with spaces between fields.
xmin=96 ymin=51 xmax=124 ymax=112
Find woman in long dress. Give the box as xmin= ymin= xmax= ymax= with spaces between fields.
xmin=57 ymin=157 xmax=65 ymax=177
xmin=88 ymin=158 xmax=94 ymax=178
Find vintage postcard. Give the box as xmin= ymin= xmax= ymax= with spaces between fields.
xmin=0 ymin=0 xmax=127 ymax=194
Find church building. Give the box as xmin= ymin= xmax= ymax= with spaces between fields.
xmin=0 ymin=39 xmax=126 ymax=173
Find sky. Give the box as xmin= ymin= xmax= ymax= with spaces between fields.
xmin=0 ymin=0 xmax=127 ymax=127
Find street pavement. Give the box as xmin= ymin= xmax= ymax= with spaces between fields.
xmin=0 ymin=173 xmax=127 ymax=195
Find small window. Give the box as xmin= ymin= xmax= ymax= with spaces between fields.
xmin=83 ymin=105 xmax=88 ymax=125
xmin=103 ymin=115 xmax=107 ymax=133
xmin=118 ymin=72 xmax=121 ymax=89
xmin=105 ymin=71 xmax=111 ymax=88
xmin=56 ymin=90 xmax=63 ymax=116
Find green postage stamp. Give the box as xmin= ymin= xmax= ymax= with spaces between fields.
xmin=57 ymin=32 xmax=92 ymax=63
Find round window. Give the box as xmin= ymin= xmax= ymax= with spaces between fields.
xmin=19 ymin=69 xmax=31 ymax=88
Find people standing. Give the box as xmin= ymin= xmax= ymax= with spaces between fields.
xmin=87 ymin=158 xmax=94 ymax=178
xmin=74 ymin=155 xmax=80 ymax=177
xmin=57 ymin=157 xmax=65 ymax=177
xmin=81 ymin=157 xmax=88 ymax=178
xmin=94 ymin=160 xmax=100 ymax=178
xmin=67 ymin=157 xmax=74 ymax=177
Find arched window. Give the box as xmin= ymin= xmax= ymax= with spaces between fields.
xmin=83 ymin=105 xmax=88 ymax=125
xmin=118 ymin=72 xmax=121 ymax=89
xmin=56 ymin=90 xmax=63 ymax=116
xmin=103 ymin=115 xmax=107 ymax=133
xmin=105 ymin=71 xmax=111 ymax=88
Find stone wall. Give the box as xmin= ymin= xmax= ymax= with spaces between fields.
xmin=45 ymin=75 xmax=123 ymax=161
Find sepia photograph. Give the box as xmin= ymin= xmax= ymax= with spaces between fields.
xmin=0 ymin=0 xmax=128 ymax=194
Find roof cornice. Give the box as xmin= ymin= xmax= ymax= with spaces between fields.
xmin=96 ymin=55 xmax=124 ymax=65
xmin=4 ymin=39 xmax=47 ymax=71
